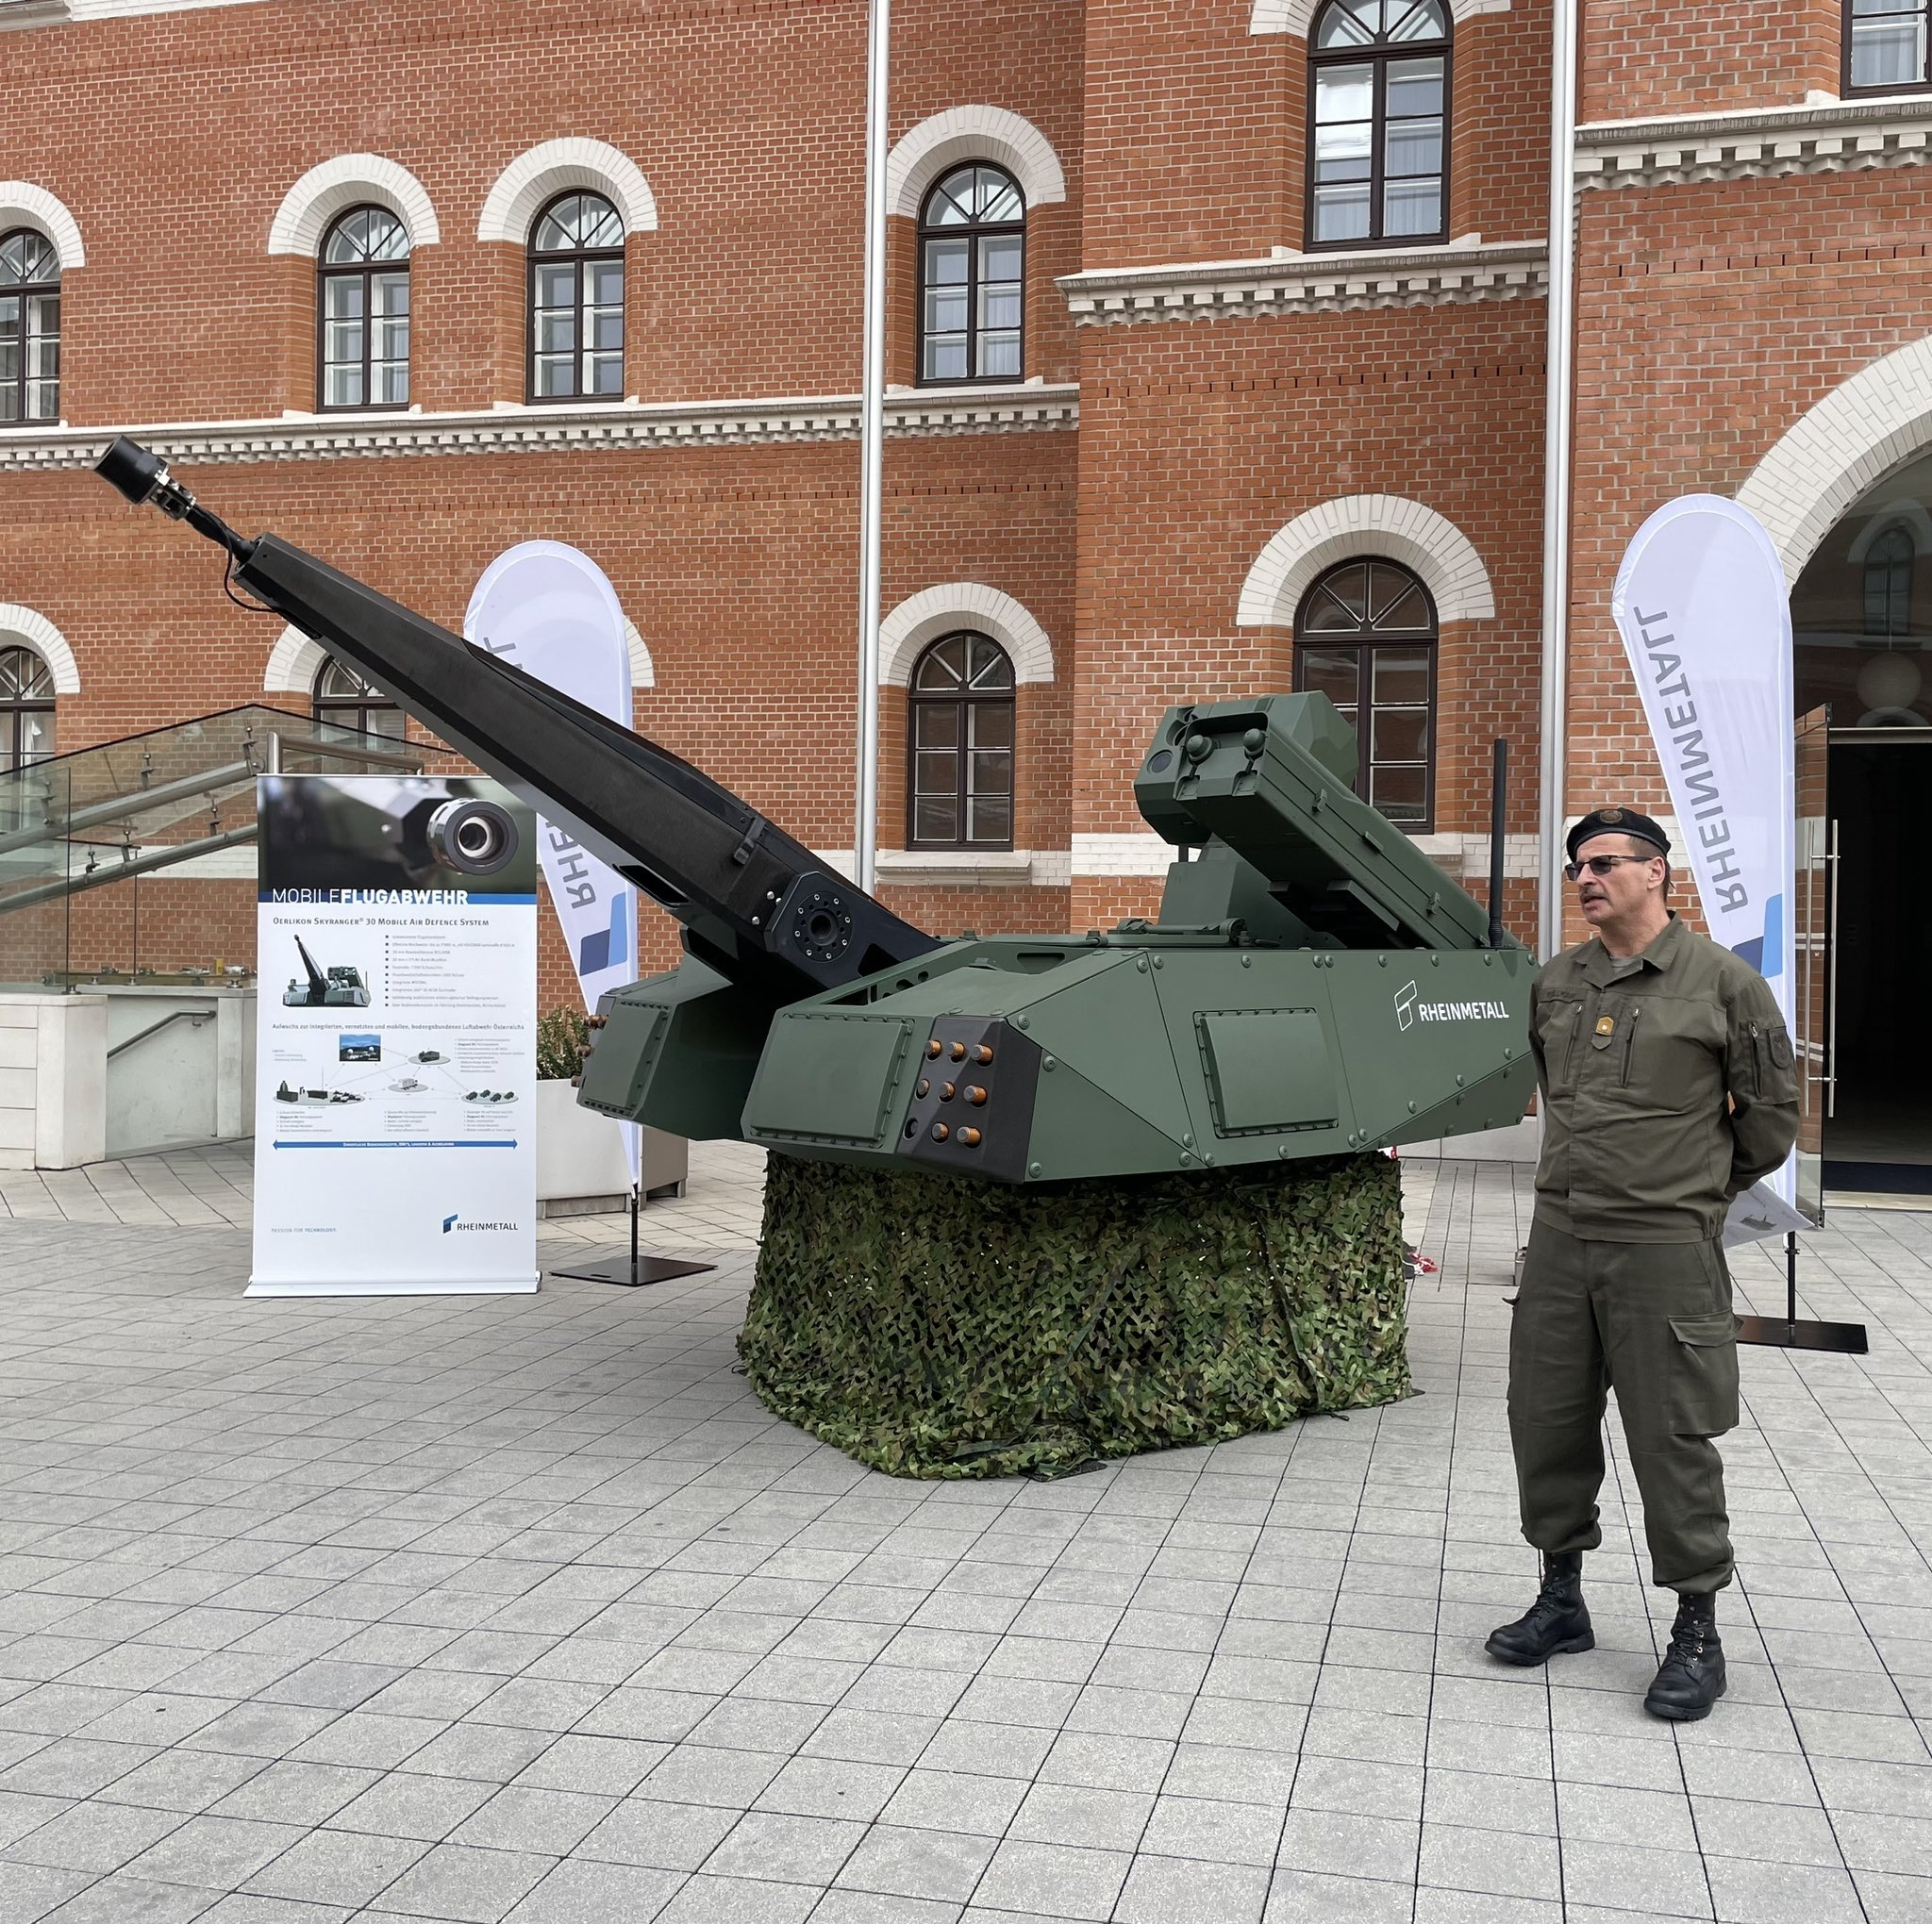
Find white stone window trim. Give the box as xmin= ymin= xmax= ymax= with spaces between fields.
xmin=476 ymin=139 xmax=658 ymax=244
xmin=267 ymin=155 xmax=440 ymax=257
xmin=879 ymin=583 xmax=1055 ymax=686
xmin=1250 ymin=0 xmax=1508 ymax=33
xmin=267 ymin=619 xmax=655 ymax=695
xmin=0 ymin=604 xmax=79 ymax=693
xmin=1070 ymin=827 xmax=1528 ymax=878
xmin=886 ymin=108 xmax=1068 ymax=221
xmin=1058 ymin=238 xmax=1546 ymax=324
xmin=1238 ymin=494 xmax=1496 ymax=627
xmin=0 ymin=183 xmax=84 ymax=270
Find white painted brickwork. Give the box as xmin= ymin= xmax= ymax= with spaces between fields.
xmin=1237 ymin=494 xmax=1497 ymax=627
xmin=266 ymin=156 xmax=442 ymax=256
xmin=878 ymin=583 xmax=1056 ymax=686
xmin=885 ymin=108 xmax=1068 ymax=220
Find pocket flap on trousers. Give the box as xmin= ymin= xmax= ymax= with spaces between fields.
xmin=1669 ymin=1314 xmax=1739 ymax=1347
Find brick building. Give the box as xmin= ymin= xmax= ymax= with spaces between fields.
xmin=3 ymin=0 xmax=1931 ymax=1179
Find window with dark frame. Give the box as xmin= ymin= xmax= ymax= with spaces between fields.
xmin=528 ymin=191 xmax=625 ymax=402
xmin=0 ymin=646 xmax=54 ymax=771
xmin=918 ymin=165 xmax=1024 ymax=385
xmin=1864 ymin=525 xmax=1915 ymax=636
xmin=1293 ymin=558 xmax=1438 ymax=828
xmin=312 ymin=658 xmax=405 ymax=743
xmin=0 ymin=228 xmax=60 ymax=423
xmin=317 ymin=206 xmax=410 ymax=412
xmin=1307 ymin=0 xmax=1451 ymax=250
xmin=908 ymin=632 xmax=1016 ymax=849
xmin=1846 ymin=0 xmax=1932 ymax=91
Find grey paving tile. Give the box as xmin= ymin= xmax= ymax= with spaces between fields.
xmin=364 ymin=1840 xmax=556 ymax=1921
xmin=242 ymin=1826 xmax=429 ymax=1907
xmin=651 ymin=1872 xmax=819 ymax=1922
xmin=124 ymin=1814 xmax=309 ymax=1893
xmin=1705 ymin=1855 xmax=1865 ymax=1924
xmin=501 ymin=1858 xmax=682 ymax=1922
xmin=969 ymin=1838 xmax=1130 ymax=1921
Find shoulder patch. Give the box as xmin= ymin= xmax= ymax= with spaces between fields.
xmin=1770 ymin=1028 xmax=1794 ymax=1070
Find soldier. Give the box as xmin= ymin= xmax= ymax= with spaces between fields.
xmin=1486 ymin=806 xmax=1799 ymax=1720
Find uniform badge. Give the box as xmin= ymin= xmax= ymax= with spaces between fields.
xmin=1601 ymin=807 xmax=1624 ymax=822
xmin=1595 ymin=1015 xmax=1615 ymax=1037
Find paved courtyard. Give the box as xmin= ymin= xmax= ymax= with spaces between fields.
xmin=0 ymin=1144 xmax=1926 ymax=1923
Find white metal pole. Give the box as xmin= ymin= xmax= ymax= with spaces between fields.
xmin=855 ymin=0 xmax=891 ymax=894
xmin=1537 ymin=0 xmax=1579 ymax=959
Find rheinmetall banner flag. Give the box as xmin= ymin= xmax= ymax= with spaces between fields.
xmin=464 ymin=544 xmax=638 ymax=1007
xmin=1610 ymin=493 xmax=1807 ymax=1245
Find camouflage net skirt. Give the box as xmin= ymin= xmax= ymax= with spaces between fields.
xmin=738 ymin=1151 xmax=1411 ymax=1479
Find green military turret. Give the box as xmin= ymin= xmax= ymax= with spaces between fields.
xmin=585 ymin=691 xmax=1533 ymax=1179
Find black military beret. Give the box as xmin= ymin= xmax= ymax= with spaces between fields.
xmin=1567 ymin=806 xmax=1670 ymax=862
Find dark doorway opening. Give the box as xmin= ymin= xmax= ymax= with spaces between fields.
xmin=1824 ymin=738 xmax=1932 ymax=1191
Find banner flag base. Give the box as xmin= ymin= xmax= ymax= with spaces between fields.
xmin=547 ymin=1183 xmax=714 ymax=1288
xmin=550 ymin=1254 xmax=714 ymax=1288
xmin=1735 ymin=1233 xmax=1868 ymax=1353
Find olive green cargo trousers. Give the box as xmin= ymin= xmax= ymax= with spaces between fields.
xmin=1508 ymin=1219 xmax=1740 ymax=1595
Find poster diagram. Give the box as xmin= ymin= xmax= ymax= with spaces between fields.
xmin=248 ymin=773 xmax=539 ymax=1297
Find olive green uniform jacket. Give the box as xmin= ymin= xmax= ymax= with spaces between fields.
xmin=1528 ymin=914 xmax=1801 ymax=1242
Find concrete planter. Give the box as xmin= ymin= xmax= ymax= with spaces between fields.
xmin=535 ymin=1078 xmax=690 ymax=1216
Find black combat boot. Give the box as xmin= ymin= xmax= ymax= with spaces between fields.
xmin=1643 ymin=1591 xmax=1726 ymax=1721
xmin=1485 ymin=1551 xmax=1594 ymax=1666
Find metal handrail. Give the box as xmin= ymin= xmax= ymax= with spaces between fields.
xmin=0 ymin=759 xmax=258 ymax=860
xmin=0 ymin=825 xmax=258 ymax=913
xmin=107 ymin=1007 xmax=216 ymax=1061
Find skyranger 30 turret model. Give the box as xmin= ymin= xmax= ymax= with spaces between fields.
xmin=95 ymin=436 xmax=1535 ymax=1179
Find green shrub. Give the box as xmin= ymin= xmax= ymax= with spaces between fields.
xmin=537 ymin=1006 xmax=591 ymax=1082
xmin=740 ymin=1150 xmax=1409 ymax=1479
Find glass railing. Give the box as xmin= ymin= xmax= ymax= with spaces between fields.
xmin=0 ymin=705 xmax=424 ymax=987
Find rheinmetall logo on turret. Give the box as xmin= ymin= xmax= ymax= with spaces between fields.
xmin=1395 ymin=981 xmax=1508 ymax=1030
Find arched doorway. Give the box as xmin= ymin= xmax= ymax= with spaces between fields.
xmin=1791 ymin=454 xmax=1932 ymax=1186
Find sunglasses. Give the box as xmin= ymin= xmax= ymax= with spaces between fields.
xmin=1564 ymin=853 xmax=1658 ymax=881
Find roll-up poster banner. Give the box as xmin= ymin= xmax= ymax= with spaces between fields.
xmin=464 ymin=543 xmax=641 ymax=1177
xmin=248 ymin=774 xmax=540 ymax=1296
xmin=1610 ymin=492 xmax=1808 ymax=1246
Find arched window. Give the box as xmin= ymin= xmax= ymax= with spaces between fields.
xmin=1293 ymin=558 xmax=1437 ymax=826
xmin=1864 ymin=525 xmax=1916 ymax=637
xmin=918 ymin=165 xmax=1024 ymax=385
xmin=528 ymin=191 xmax=625 ymax=402
xmin=318 ymin=206 xmax=410 ymax=411
xmin=1848 ymin=1 xmax=1932 ymax=92
xmin=908 ymin=632 xmax=1015 ymax=847
xmin=1307 ymin=0 xmax=1450 ymax=249
xmin=313 ymin=659 xmax=404 ymax=742
xmin=0 ymin=229 xmax=60 ymax=423
xmin=0 ymin=646 xmax=55 ymax=770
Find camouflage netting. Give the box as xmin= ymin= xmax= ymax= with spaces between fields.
xmin=739 ymin=1151 xmax=1410 ymax=1479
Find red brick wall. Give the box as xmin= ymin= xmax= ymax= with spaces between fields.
xmin=1564 ymin=166 xmax=1932 ymax=941
xmin=7 ymin=0 xmax=1083 ymax=422
xmin=1580 ymin=1 xmax=1841 ymax=124
xmin=1070 ymin=303 xmax=1547 ymax=855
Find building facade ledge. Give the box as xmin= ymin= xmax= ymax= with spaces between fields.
xmin=0 ymin=386 xmax=1080 ymax=473
xmin=874 ymin=849 xmax=1066 ymax=888
xmin=1057 ymin=240 xmax=1548 ymax=324
xmin=1576 ymin=94 xmax=1932 ymax=191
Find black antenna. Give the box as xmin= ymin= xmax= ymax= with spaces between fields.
xmin=1488 ymin=738 xmax=1507 ymax=949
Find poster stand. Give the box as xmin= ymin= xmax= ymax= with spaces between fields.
xmin=1736 ymin=1231 xmax=1868 ymax=1353
xmin=549 ymin=1184 xmax=715 ymax=1288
